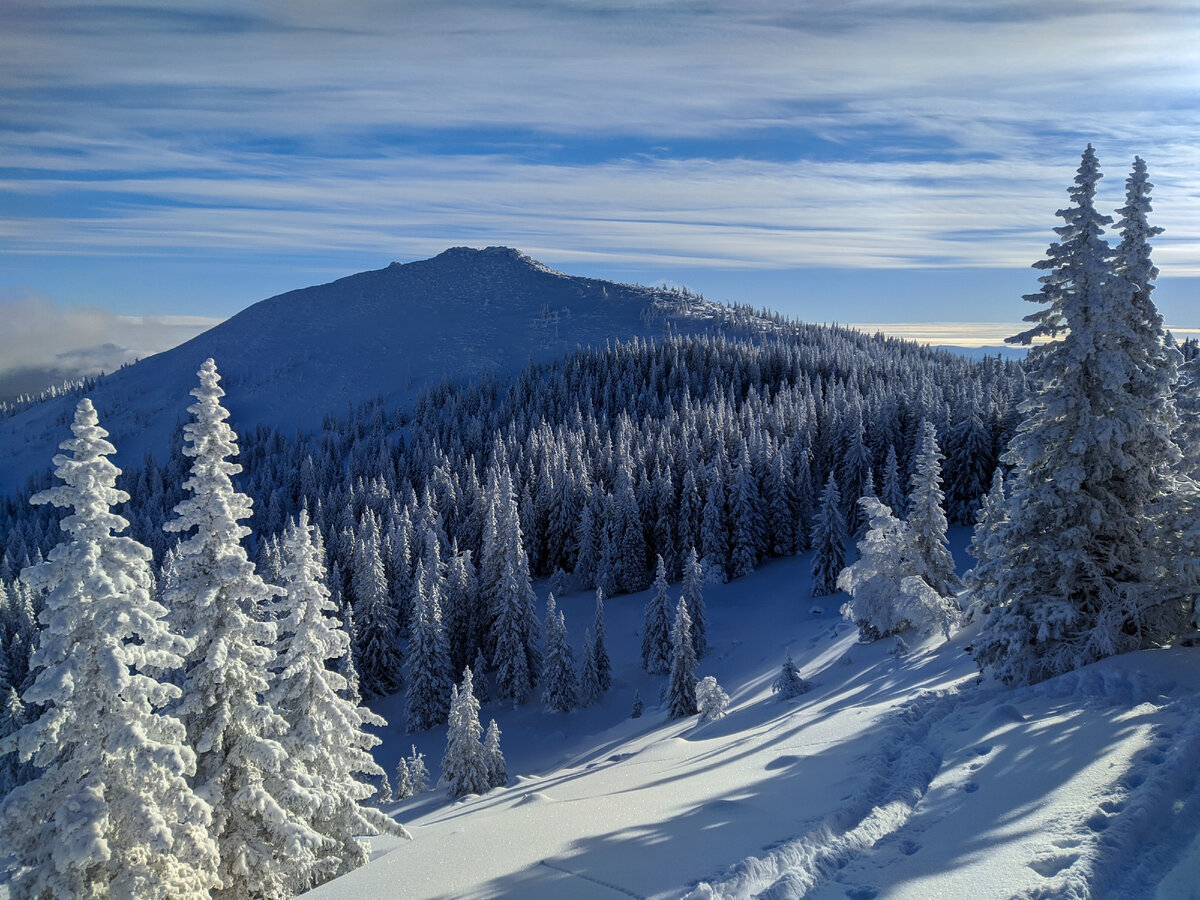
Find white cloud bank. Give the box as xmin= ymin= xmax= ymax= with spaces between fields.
xmin=0 ymin=290 xmax=220 ymax=400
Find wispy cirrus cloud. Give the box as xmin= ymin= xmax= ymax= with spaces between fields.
xmin=1 ymin=0 xmax=1197 ymax=324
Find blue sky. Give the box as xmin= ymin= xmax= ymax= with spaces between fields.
xmin=2 ymin=0 xmax=1198 ymax=374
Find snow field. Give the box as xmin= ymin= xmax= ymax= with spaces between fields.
xmin=306 ymin=537 xmax=1200 ymax=899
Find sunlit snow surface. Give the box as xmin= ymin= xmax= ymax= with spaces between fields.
xmin=304 ymin=535 xmax=1200 ymax=900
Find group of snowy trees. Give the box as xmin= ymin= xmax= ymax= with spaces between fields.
xmin=837 ymin=419 xmax=962 ymax=640
xmin=968 ymin=149 xmax=1199 ymax=684
xmin=833 ymin=149 xmax=1198 ymax=684
xmin=0 ymin=362 xmax=407 ymax=899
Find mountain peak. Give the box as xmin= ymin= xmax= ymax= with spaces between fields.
xmin=394 ymin=245 xmax=559 ymax=276
xmin=0 ymin=246 xmax=746 ymax=493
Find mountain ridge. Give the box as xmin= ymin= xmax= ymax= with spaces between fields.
xmin=0 ymin=247 xmax=757 ymax=494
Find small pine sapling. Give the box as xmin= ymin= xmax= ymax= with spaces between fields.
xmin=484 ymin=719 xmax=507 ymax=789
xmin=407 ymin=746 xmax=430 ymax=794
xmin=696 ymin=676 xmax=730 ymax=724
xmin=771 ymin=650 xmax=811 ymax=701
xmin=394 ymin=759 xmax=413 ymax=801
xmin=631 ymin=690 xmax=644 ymax=719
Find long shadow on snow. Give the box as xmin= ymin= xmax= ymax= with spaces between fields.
xmin=414 ymin=634 xmax=977 ymax=898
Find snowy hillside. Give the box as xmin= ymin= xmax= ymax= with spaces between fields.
xmin=303 ymin=541 xmax=1200 ymax=900
xmin=0 ymin=247 xmax=749 ymax=494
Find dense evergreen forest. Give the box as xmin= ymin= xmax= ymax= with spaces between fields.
xmin=1 ymin=325 xmax=1026 ymax=698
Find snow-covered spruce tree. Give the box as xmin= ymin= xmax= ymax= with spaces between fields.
xmin=881 ymin=444 xmax=906 ymax=519
xmin=471 ymin=646 xmax=491 ymax=704
xmin=963 ymin=469 xmax=1008 ymax=614
xmin=943 ymin=410 xmax=994 ymax=526
xmin=765 ymin=441 xmax=798 ymax=556
xmin=485 ymin=467 xmax=542 ymax=703
xmin=592 ymin=588 xmax=612 ymax=691
xmin=394 ymin=759 xmax=412 ymax=801
xmin=441 ymin=669 xmax=491 ymax=798
xmin=270 ymin=510 xmax=409 ymax=889
xmin=443 ymin=543 xmax=480 ymax=678
xmin=666 ymin=598 xmax=698 ymax=719
xmin=0 ymin=686 xmax=26 ymax=799
xmin=541 ymin=594 xmax=578 ymax=714
xmin=0 ymin=399 xmax=219 ymax=899
xmin=771 ymin=650 xmax=810 ymax=701
xmin=405 ymin=558 xmax=454 ymax=732
xmin=838 ymin=497 xmax=960 ymax=641
xmin=642 ymin=556 xmax=674 ymax=674
xmin=631 ymin=689 xmax=644 ymax=718
xmin=728 ymin=444 xmax=765 ymax=578
xmin=810 ymin=474 xmax=847 ymax=597
xmin=376 ymin=770 xmax=393 ymax=805
xmin=973 ymin=148 xmax=1185 ymax=684
xmin=905 ymin=420 xmax=961 ymax=597
xmin=681 ymin=546 xmax=707 ymax=658
xmin=839 ymin=405 xmax=872 ymax=535
xmin=162 ymin=359 xmax=324 ymax=899
xmin=700 ymin=463 xmax=729 ymax=583
xmin=1175 ymin=349 xmax=1200 ymax=478
xmin=578 ymin=628 xmax=602 ymax=707
xmin=695 ymin=676 xmax=729 ymax=724
xmin=407 ymin=745 xmax=430 ymax=794
xmin=352 ymin=510 xmax=404 ymax=699
xmin=1115 ymin=158 xmax=1196 ymax=631
xmin=613 ymin=449 xmax=648 ymax=593
xmin=483 ymin=719 xmax=507 ymax=789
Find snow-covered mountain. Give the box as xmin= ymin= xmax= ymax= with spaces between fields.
xmin=0 ymin=247 xmax=752 ymax=494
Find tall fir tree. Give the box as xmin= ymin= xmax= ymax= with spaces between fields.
xmin=592 ymin=588 xmax=613 ymax=691
xmin=681 ymin=547 xmax=707 ymax=658
xmin=973 ymin=148 xmax=1185 ymax=684
xmin=881 ymin=443 xmax=906 ymax=519
xmin=728 ymin=444 xmax=765 ymax=578
xmin=162 ymin=359 xmax=324 ymax=899
xmin=0 ymin=400 xmax=219 ymax=900
xmin=404 ymin=557 xmax=454 ymax=732
xmin=700 ymin=463 xmax=729 ymax=583
xmin=641 ymin=556 xmax=674 ymax=674
xmin=666 ymin=598 xmax=698 ymax=719
xmin=963 ymin=469 xmax=1008 ymax=613
xmin=441 ymin=669 xmax=492 ymax=798
xmin=905 ymin=420 xmax=960 ymax=597
xmin=540 ymin=594 xmax=578 ymax=714
xmin=485 ymin=466 xmax=542 ymax=701
xmin=352 ymin=510 xmax=404 ymax=699
xmin=270 ymin=510 xmax=409 ymax=890
xmin=811 ymin=474 xmax=847 ymax=597
xmin=578 ymin=628 xmax=602 ymax=707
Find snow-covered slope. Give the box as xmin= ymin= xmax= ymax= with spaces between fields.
xmin=0 ymin=247 xmax=738 ymax=494
xmin=304 ymin=536 xmax=1200 ymax=900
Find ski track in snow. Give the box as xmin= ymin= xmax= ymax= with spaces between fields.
xmin=688 ymin=664 xmax=1200 ymax=900
xmin=685 ymin=688 xmax=960 ymax=899
xmin=538 ymin=859 xmax=647 ymax=898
